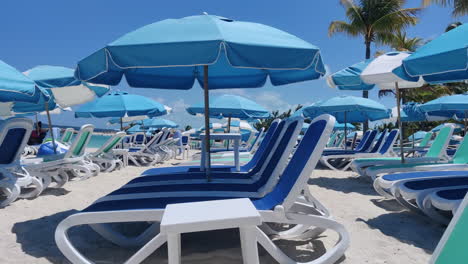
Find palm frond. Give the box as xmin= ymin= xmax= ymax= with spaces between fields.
xmin=328 ymin=21 xmax=361 ymax=37
xmin=372 ymin=7 xmax=422 ymax=33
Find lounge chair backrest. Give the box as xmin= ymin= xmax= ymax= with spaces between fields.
xmin=242 ymin=120 xmax=280 ymax=171
xmin=426 ymin=126 xmax=454 ymax=158
xmin=248 ymin=128 xmax=264 ymax=152
xmin=255 ymin=117 xmax=303 ymax=194
xmin=369 ymin=129 xmax=387 ymax=153
xmin=66 ymin=124 xmax=94 ymax=159
xmin=0 ymin=118 xmax=33 ymax=165
xmin=354 ymin=130 xmax=371 ymax=151
xmin=326 ymin=131 xmax=337 ymax=147
xmin=335 ymin=132 xmax=345 ymax=147
xmin=60 ymin=128 xmax=75 ymax=144
xmin=356 ymin=130 xmax=377 ymax=152
xmin=451 ymin=134 xmax=468 ymax=164
xmin=253 ymin=114 xmax=334 ymax=210
xmin=379 ymin=129 xmax=399 ymax=155
xmin=181 ymin=136 xmax=189 ymax=145
xmin=133 ymin=132 xmax=146 ymax=145
xmin=94 ymin=132 xmax=126 ymax=155
xmin=419 ymin=132 xmax=433 ymax=147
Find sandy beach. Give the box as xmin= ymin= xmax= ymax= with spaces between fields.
xmin=0 ymin=155 xmax=446 ymax=264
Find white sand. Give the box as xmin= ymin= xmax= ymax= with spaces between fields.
xmin=0 ymin=159 xmax=445 ymax=263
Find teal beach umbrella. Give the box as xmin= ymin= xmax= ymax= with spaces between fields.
xmin=74 ymin=14 xmax=326 ymax=179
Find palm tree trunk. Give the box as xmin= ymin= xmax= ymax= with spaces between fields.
xmin=363 ymin=40 xmax=371 ymax=132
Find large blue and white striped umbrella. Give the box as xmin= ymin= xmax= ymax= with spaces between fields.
xmin=403 ymin=23 xmax=468 ymax=84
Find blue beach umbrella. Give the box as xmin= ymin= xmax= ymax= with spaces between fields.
xmin=141 ymin=118 xmax=178 ymax=129
xmin=403 ymin=23 xmax=468 ymax=83
xmin=334 ymin=122 xmax=355 ymax=131
xmin=75 ymin=14 xmax=326 ymax=178
xmin=327 ymin=60 xmax=375 ymax=91
xmin=420 ymin=94 xmax=468 ymax=133
xmin=302 ymin=96 xmax=389 ymax=149
xmin=186 ymin=94 xmax=269 ymax=132
xmin=0 ymin=60 xmax=45 ymax=104
xmin=75 ymin=91 xmax=167 ymax=129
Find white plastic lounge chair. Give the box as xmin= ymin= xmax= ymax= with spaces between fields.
xmin=422 ymin=186 xmax=468 ymax=225
xmin=87 ymin=132 xmax=126 ymax=172
xmin=373 ymin=136 xmax=468 ymax=197
xmin=320 ymin=129 xmax=399 ymax=171
xmin=125 ymin=132 xmax=164 ymax=166
xmin=23 ymin=124 xmax=97 ymax=188
xmin=60 ymin=128 xmax=75 ymax=145
xmin=351 ymin=125 xmax=454 ymax=179
xmin=55 ymin=114 xmax=349 ymax=264
xmin=0 ymin=118 xmax=40 ymax=206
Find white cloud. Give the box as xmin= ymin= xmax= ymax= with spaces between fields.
xmin=251 ymin=91 xmax=291 ymax=112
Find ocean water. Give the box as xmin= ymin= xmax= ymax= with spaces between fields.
xmin=70 ymin=134 xmax=112 ymax=149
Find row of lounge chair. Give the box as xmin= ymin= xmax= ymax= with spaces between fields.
xmin=327 ymin=123 xmax=468 ymax=225
xmin=0 ymin=118 xmax=183 ymax=208
xmin=55 ymin=115 xmax=351 ymax=263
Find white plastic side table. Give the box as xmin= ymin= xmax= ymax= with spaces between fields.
xmin=160 ymin=198 xmax=262 ymax=264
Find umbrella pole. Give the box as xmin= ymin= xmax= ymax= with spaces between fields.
xmin=203 ymin=65 xmax=212 ymax=181
xmin=344 ymin=112 xmax=347 ymax=150
xmin=395 ymin=82 xmax=405 ymax=163
xmin=120 ymin=117 xmax=123 ymax=131
xmin=45 ymin=102 xmax=57 ymax=154
xmin=227 ymin=116 xmax=231 ymax=150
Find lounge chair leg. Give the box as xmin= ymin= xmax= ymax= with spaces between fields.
xmin=167 ymin=233 xmax=181 ymax=264
xmin=421 ymin=196 xmax=451 ymax=225
xmin=240 ymin=226 xmax=260 ymax=264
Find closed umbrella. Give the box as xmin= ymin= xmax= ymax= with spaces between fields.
xmin=75 ymin=14 xmax=326 ymax=180
xmin=75 ymin=91 xmax=167 ymax=130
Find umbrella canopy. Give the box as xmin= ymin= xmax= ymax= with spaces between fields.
xmin=0 ymin=60 xmax=45 ymax=103
xmin=327 ymin=60 xmax=375 ymax=91
xmin=186 ymin=94 xmax=270 ymax=119
xmin=420 ymin=94 xmax=468 ymax=114
xmin=403 ymin=23 xmax=468 ymax=83
xmin=127 ymin=124 xmax=148 ymax=134
xmin=24 ymin=65 xmax=110 ymax=107
xmin=74 ymin=13 xmax=326 ymax=179
xmin=302 ymin=96 xmax=390 ymax=123
xmin=432 ymin=123 xmax=464 ymax=133
xmin=334 ymin=122 xmax=355 ymax=131
xmin=141 ymin=118 xmax=178 ymax=128
xmin=222 ymin=119 xmax=253 ymax=130
xmin=360 ymin=52 xmax=424 ymax=90
xmin=75 ymin=91 xmax=167 ymax=119
xmin=409 ymin=131 xmax=428 ymax=141
xmin=75 ymin=14 xmax=325 ymax=88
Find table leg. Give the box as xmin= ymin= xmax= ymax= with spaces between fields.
xmin=167 ymin=233 xmax=181 ymax=264
xmin=239 ymin=226 xmax=259 ymax=264
xmin=200 ymin=138 xmax=206 ymax=171
xmin=234 ymin=139 xmax=240 ymax=172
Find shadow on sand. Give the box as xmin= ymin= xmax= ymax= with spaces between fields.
xmin=12 ymin=210 xmax=342 ymax=263
xmin=356 ymin=211 xmax=445 ymax=253
xmin=308 ymin=173 xmax=377 ymax=196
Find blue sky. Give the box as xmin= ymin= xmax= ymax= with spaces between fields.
xmin=1 ymin=0 xmax=466 ymax=129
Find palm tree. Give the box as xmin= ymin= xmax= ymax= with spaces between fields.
xmin=329 ymin=0 xmax=422 ymax=130
xmin=387 ymin=30 xmax=423 ymax=51
xmin=423 ymin=0 xmax=468 ymax=16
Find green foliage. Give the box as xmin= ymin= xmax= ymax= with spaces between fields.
xmin=253 ymin=104 xmax=304 ymax=131
xmin=423 ymin=0 xmax=468 ymax=16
